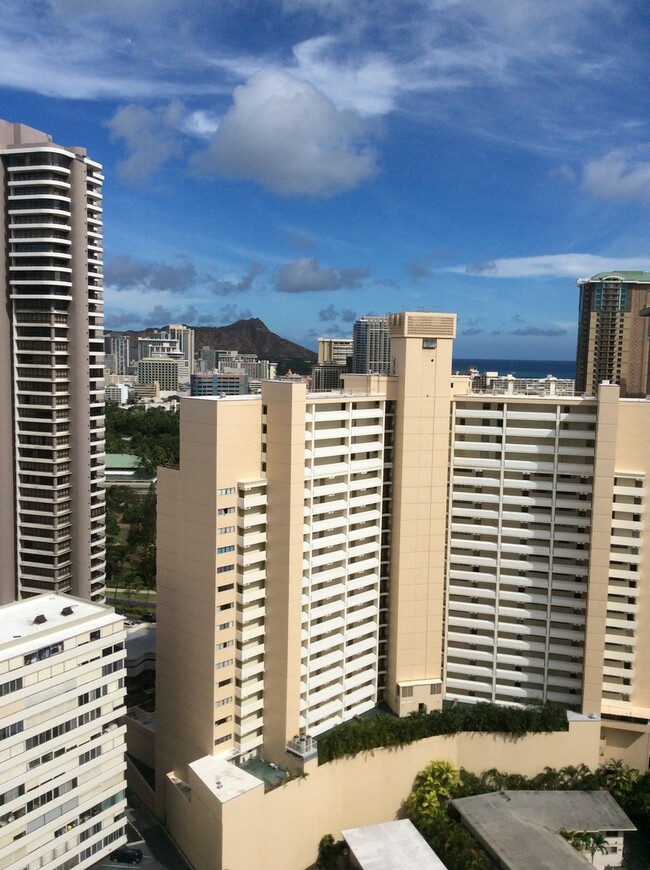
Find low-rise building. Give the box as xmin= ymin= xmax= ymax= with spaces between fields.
xmin=0 ymin=594 xmax=127 ymax=869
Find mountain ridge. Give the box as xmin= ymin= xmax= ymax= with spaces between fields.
xmin=106 ymin=317 xmax=317 ymax=362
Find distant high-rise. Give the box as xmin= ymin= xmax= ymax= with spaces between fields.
xmin=109 ymin=334 xmax=131 ymax=375
xmin=317 ymin=336 xmax=353 ymax=366
xmin=352 ymin=315 xmax=391 ymax=374
xmin=0 ymin=120 xmax=106 ymax=604
xmin=166 ymin=323 xmax=195 ymax=383
xmin=576 ymin=272 xmax=650 ymax=397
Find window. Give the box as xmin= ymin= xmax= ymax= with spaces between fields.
xmin=217 ymin=621 xmax=233 ymax=631
xmin=0 ymin=721 xmax=23 ymax=741
xmin=217 ymin=545 xmax=235 ymax=554
xmin=400 ymin=685 xmax=413 ymax=698
xmin=24 ymin=641 xmax=63 ymax=665
xmin=215 ymin=697 xmax=232 ymax=708
xmin=217 ymin=487 xmax=236 ymax=495
xmin=422 ymin=338 xmax=437 ymax=349
xmin=218 ymin=526 xmax=235 ymax=535
xmin=215 ymin=659 xmax=234 ymax=670
xmin=217 ymin=507 xmax=235 ymax=516
xmin=216 ymin=564 xmax=234 ymax=574
xmin=0 ymin=784 xmax=25 ymax=807
xmin=216 ymin=640 xmax=233 ymax=650
xmin=79 ymin=745 xmax=102 ymax=765
xmin=0 ymin=677 xmax=23 ymax=697
xmin=215 ymin=734 xmax=231 ymax=745
xmin=217 ymin=583 xmax=234 ymax=593
xmin=79 ymin=685 xmax=107 ymax=705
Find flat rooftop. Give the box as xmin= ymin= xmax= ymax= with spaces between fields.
xmin=342 ymin=819 xmax=447 ymax=870
xmin=189 ymin=756 xmax=263 ymax=804
xmin=0 ymin=593 xmax=114 ymax=649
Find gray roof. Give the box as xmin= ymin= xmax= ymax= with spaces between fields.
xmin=341 ymin=819 xmax=447 ymax=870
xmin=587 ymin=271 xmax=650 ymax=282
xmin=451 ymin=791 xmax=635 ymax=870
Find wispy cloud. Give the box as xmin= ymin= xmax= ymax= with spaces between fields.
xmin=453 ymin=254 xmax=650 ymax=280
xmin=510 ymin=325 xmax=567 ymax=337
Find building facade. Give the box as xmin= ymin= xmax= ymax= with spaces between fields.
xmin=190 ymin=372 xmax=249 ymax=396
xmin=0 ymin=593 xmax=127 ymax=869
xmin=155 ymin=313 xmax=455 ymax=807
xmin=107 ymin=335 xmax=130 ymax=376
xmin=317 ymin=337 xmax=353 ymax=366
xmin=0 ymin=120 xmax=106 ymax=604
xmin=166 ymin=324 xmax=194 ymax=383
xmin=576 ymin=271 xmax=650 ymax=398
xmin=137 ymin=357 xmax=179 ymax=391
xmin=352 ymin=315 xmax=391 ymax=375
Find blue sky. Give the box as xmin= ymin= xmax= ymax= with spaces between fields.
xmin=3 ymin=0 xmax=650 ymax=357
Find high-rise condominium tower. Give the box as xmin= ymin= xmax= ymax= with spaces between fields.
xmin=352 ymin=315 xmax=391 ymax=374
xmin=576 ymin=271 xmax=650 ymax=398
xmin=0 ymin=120 xmax=106 ymax=604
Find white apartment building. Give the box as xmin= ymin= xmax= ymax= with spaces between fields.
xmin=0 ymin=593 xmax=127 ymax=870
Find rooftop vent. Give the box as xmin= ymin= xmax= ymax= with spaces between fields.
xmin=33 ymin=614 xmax=47 ymax=625
xmin=60 ymin=606 xmax=74 ymax=616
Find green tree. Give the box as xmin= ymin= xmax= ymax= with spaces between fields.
xmin=406 ymin=761 xmax=463 ymax=826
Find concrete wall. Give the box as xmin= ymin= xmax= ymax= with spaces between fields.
xmin=167 ymin=718 xmax=600 ymax=870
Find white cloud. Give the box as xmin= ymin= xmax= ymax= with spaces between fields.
xmin=106 ymin=101 xmax=185 ymax=181
xmin=276 ymin=258 xmax=370 ymax=292
xmin=291 ymin=36 xmax=399 ymax=116
xmin=583 ymin=149 xmax=650 ymax=203
xmin=452 ymin=254 xmax=650 ymax=280
xmin=191 ymin=69 xmax=377 ymax=196
xmin=182 ymin=110 xmax=220 ymax=138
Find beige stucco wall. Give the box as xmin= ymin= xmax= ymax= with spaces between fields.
xmin=167 ymin=718 xmax=600 ymax=870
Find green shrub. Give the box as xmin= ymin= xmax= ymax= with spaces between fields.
xmin=317 ymin=703 xmax=567 ymax=764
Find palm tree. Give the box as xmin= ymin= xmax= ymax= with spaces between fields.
xmin=581 ymin=832 xmax=609 ymax=864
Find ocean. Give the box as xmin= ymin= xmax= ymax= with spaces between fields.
xmin=452 ymin=358 xmax=576 ymax=379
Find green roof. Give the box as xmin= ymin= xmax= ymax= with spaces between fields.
xmin=105 ymin=453 xmax=141 ymax=469
xmin=588 ymin=271 xmax=650 ymax=282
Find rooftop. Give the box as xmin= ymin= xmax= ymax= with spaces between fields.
xmin=0 ymin=593 xmax=116 ymax=651
xmin=582 ymin=271 xmax=650 ymax=283
xmin=106 ymin=453 xmax=142 ymax=469
xmin=452 ymin=790 xmax=635 ymax=870
xmin=342 ymin=819 xmax=447 ymax=870
xmin=189 ymin=756 xmax=263 ymax=804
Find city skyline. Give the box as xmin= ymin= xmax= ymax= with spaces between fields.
xmin=2 ymin=2 xmax=650 ymax=356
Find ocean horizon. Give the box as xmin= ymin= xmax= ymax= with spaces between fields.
xmin=452 ymin=358 xmax=576 ymax=379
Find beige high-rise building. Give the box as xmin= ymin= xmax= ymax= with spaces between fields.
xmin=576 ymin=271 xmax=650 ymax=397
xmin=154 ymin=310 xmax=650 ymax=840
xmin=0 ymin=120 xmax=106 ymax=604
